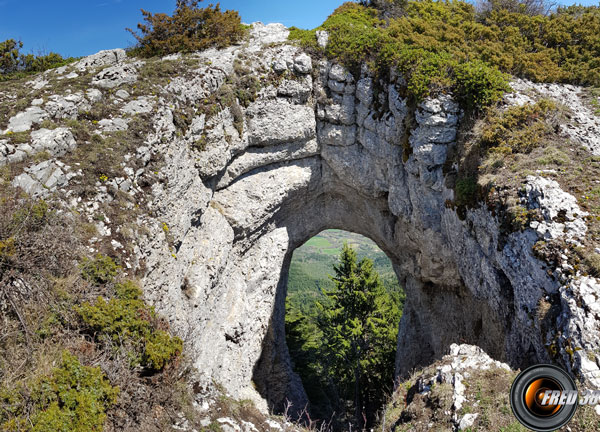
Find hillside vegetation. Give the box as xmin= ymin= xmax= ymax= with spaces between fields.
xmin=290 ymin=0 xmax=600 ymax=108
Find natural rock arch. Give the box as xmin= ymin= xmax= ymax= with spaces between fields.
xmin=245 ymin=165 xmax=511 ymax=414
xmin=139 ymin=24 xmax=600 ymax=415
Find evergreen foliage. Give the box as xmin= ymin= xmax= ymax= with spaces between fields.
xmin=285 ymin=243 xmax=402 ymax=429
xmin=289 ymin=0 xmax=600 ymax=108
xmin=0 ymin=352 xmax=118 ymax=432
xmin=127 ymin=0 xmax=247 ymax=58
xmin=76 ymin=280 xmax=183 ymax=372
xmin=0 ymin=39 xmax=75 ymax=80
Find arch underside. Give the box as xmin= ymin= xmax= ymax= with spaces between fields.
xmin=141 ymin=53 xmax=560 ymax=417
xmin=243 ymin=159 xmax=517 ymax=414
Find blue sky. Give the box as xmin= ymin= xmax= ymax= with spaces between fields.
xmin=0 ymin=0 xmax=347 ymax=58
xmin=0 ymin=0 xmax=598 ymax=58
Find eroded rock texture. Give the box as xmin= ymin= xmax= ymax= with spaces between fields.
xmin=5 ymin=23 xmax=594 ymax=418
xmin=127 ymin=24 xmax=600 ymax=416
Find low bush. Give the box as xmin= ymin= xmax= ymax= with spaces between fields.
xmin=127 ymin=0 xmax=247 ymax=58
xmin=76 ymin=280 xmax=182 ymax=372
xmin=0 ymin=39 xmax=75 ymax=80
xmin=480 ymin=99 xmax=556 ymax=154
xmin=453 ymin=60 xmax=510 ymax=110
xmin=454 ymin=177 xmax=479 ymax=207
xmin=79 ymin=254 xmax=120 ymax=285
xmin=0 ymin=352 xmax=118 ymax=432
xmin=290 ymin=0 xmax=600 ymax=108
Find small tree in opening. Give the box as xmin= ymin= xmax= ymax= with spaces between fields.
xmin=127 ymin=0 xmax=247 ymax=58
xmin=318 ymin=243 xmax=401 ymax=429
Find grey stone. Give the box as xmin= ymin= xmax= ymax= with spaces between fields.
xmin=272 ymin=59 xmax=287 ymax=74
xmin=5 ymin=106 xmax=48 ymax=133
xmin=329 ymin=63 xmax=347 ymax=82
xmin=524 ymin=175 xmax=588 ymax=243
xmin=121 ymin=97 xmax=154 ymax=115
xmin=416 ymin=109 xmax=459 ymax=127
xmin=356 ymin=78 xmax=374 ymax=105
xmin=318 ymin=122 xmax=356 ymax=146
xmin=327 ymin=79 xmax=345 ymax=93
xmin=99 ymin=117 xmax=129 ymax=132
xmin=12 ymin=173 xmax=42 ymax=195
xmin=316 ymin=30 xmax=329 ymax=48
xmin=30 ymin=128 xmax=76 ymax=157
xmin=92 ymin=62 xmax=139 ymax=89
xmin=249 ymin=22 xmax=289 ymax=45
xmin=276 ymin=78 xmax=311 ymax=103
xmin=44 ymin=93 xmax=85 ymax=119
xmin=323 ymin=94 xmax=355 ymax=125
xmin=247 ymin=100 xmax=315 ymax=146
xmin=115 ymin=89 xmax=130 ymax=99
xmin=7 ymin=150 xmax=27 ymax=164
xmin=86 ymin=88 xmax=103 ymax=103
xmin=293 ymin=53 xmax=312 ymax=74
xmin=76 ymin=49 xmax=126 ymax=71
xmin=420 ymin=95 xmax=460 ymax=114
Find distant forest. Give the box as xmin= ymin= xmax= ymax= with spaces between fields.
xmin=287 ymin=229 xmax=404 ymax=316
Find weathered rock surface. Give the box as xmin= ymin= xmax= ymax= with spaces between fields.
xmin=92 ymin=62 xmax=139 ymax=89
xmin=5 ymin=106 xmax=48 ymax=133
xmin=12 ymin=160 xmax=77 ymax=197
xmin=3 ymin=22 xmax=600 ymax=422
xmin=133 ymin=22 xmax=600 ymax=418
xmin=75 ymin=48 xmax=126 ymax=71
xmin=390 ymin=344 xmax=512 ymax=431
xmin=30 ymin=128 xmax=77 ymax=157
xmin=508 ymin=79 xmax=600 ymax=155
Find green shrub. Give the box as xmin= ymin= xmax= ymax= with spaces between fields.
xmin=127 ymin=0 xmax=247 ymax=58
xmin=143 ymin=330 xmax=183 ymax=371
xmin=453 ymin=60 xmax=510 ymax=110
xmin=0 ymin=352 xmax=118 ymax=432
xmin=76 ymin=280 xmax=183 ymax=371
xmin=508 ymin=206 xmax=537 ymax=231
xmin=481 ymin=99 xmax=556 ymax=154
xmin=23 ymin=52 xmax=75 ymax=73
xmin=0 ymin=39 xmax=75 ymax=80
xmin=287 ymin=27 xmax=319 ymax=50
xmin=322 ymin=3 xmax=385 ymax=69
xmin=289 ymin=0 xmax=600 ymax=107
xmin=454 ymin=177 xmax=479 ymax=207
xmin=396 ymin=49 xmax=454 ymax=101
xmin=79 ymin=254 xmax=120 ymax=285
xmin=115 ymin=280 xmax=143 ymax=300
xmin=0 ymin=39 xmax=22 ymax=74
xmin=11 ymin=199 xmax=50 ymax=230
xmin=76 ymin=296 xmax=152 ymax=343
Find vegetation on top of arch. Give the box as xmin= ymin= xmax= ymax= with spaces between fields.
xmin=289 ymin=0 xmax=600 ymax=108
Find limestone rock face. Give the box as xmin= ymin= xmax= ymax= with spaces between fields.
xmin=4 ymin=22 xmax=598 ymax=420
xmin=92 ymin=62 xmax=139 ymax=89
xmin=5 ymin=106 xmax=48 ymax=133
xmin=133 ymin=22 xmax=600 ymax=418
xmin=12 ymin=160 xmax=77 ymax=197
xmin=75 ymin=48 xmax=127 ymax=71
xmin=30 ymin=128 xmax=76 ymax=157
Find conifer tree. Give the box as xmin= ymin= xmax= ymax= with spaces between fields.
xmin=318 ymin=243 xmax=401 ymax=428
